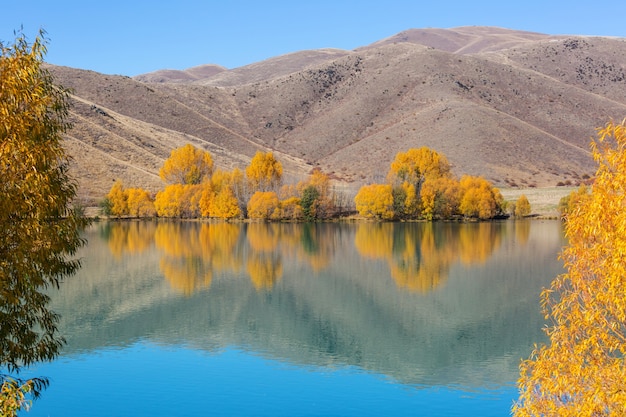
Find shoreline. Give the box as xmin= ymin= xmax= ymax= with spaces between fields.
xmin=83 ymin=186 xmax=574 ymax=220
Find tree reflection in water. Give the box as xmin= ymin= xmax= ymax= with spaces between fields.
xmin=355 ymin=222 xmax=518 ymax=292
xmin=99 ymin=220 xmax=532 ymax=295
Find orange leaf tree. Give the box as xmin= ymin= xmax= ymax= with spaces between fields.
xmin=247 ymin=191 xmax=280 ymax=220
xmin=0 ymin=31 xmax=87 ymax=415
xmin=106 ymin=180 xmax=128 ymax=217
xmin=159 ymin=143 xmax=213 ymax=185
xmin=514 ymin=119 xmax=626 ymax=416
xmin=514 ymin=194 xmax=531 ymax=218
xmin=354 ymin=184 xmax=395 ymax=220
xmin=126 ymin=188 xmax=156 ymax=217
xmin=458 ymin=175 xmax=503 ymax=220
xmin=245 ymin=151 xmax=283 ymax=192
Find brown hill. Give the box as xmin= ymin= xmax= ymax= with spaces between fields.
xmin=50 ymin=26 xmax=626 ymax=206
xmin=133 ymin=64 xmax=227 ymax=83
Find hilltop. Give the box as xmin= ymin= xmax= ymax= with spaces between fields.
xmin=49 ymin=26 xmax=626 ymax=205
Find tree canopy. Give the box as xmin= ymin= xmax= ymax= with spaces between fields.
xmin=355 ymin=147 xmax=504 ymax=220
xmin=514 ymin=119 xmax=626 ymax=416
xmin=0 ymin=31 xmax=87 ymax=415
xmin=245 ymin=151 xmax=283 ymax=192
xmin=159 ymin=143 xmax=213 ymax=185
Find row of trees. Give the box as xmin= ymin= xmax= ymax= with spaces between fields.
xmin=103 ymin=144 xmax=341 ymax=221
xmin=105 ymin=144 xmax=531 ymax=221
xmin=354 ymin=147 xmax=530 ymax=220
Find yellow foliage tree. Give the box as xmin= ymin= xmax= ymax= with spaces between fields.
xmin=276 ymin=197 xmax=303 ymax=220
xmin=458 ymin=175 xmax=503 ymax=219
xmin=201 ymin=169 xmax=243 ymax=219
xmin=210 ymin=187 xmax=241 ymax=219
xmin=514 ymin=194 xmax=531 ymax=218
xmin=229 ymin=167 xmax=246 ymax=209
xmin=159 ymin=143 xmax=213 ymax=185
xmin=558 ymin=184 xmax=591 ymax=219
xmin=154 ymin=184 xmax=202 ymax=218
xmin=245 ymin=151 xmax=283 ymax=192
xmin=386 ymin=147 xmax=451 ymax=186
xmin=384 ymin=147 xmax=452 ymax=219
xmin=0 ymin=31 xmax=88 ymax=414
xmin=106 ymin=180 xmax=128 ymax=217
xmin=391 ymin=181 xmax=419 ymax=219
xmin=247 ymin=191 xmax=280 ymax=220
xmin=423 ymin=176 xmax=461 ymax=219
xmin=514 ymin=119 xmax=626 ymax=416
xmin=125 ymin=187 xmax=156 ymax=217
xmin=354 ymin=184 xmax=395 ymax=220
xmin=296 ymin=168 xmax=335 ymax=220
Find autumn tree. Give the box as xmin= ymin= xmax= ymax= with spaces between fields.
xmin=421 ymin=176 xmax=460 ymax=220
xmin=154 ymin=184 xmax=202 ymax=218
xmin=275 ymin=197 xmax=303 ymax=220
xmin=105 ymin=179 xmax=128 ymax=217
xmin=514 ymin=119 xmax=626 ymax=416
xmin=386 ymin=147 xmax=451 ymax=216
xmin=558 ymin=184 xmax=590 ymax=219
xmin=0 ymin=31 xmax=88 ymax=415
xmin=392 ymin=180 xmax=419 ymax=219
xmin=513 ymin=194 xmax=531 ymax=218
xmin=386 ymin=147 xmax=451 ymax=186
xmin=102 ymin=181 xmax=155 ymax=218
xmin=246 ymin=151 xmax=283 ymax=192
xmin=354 ymin=184 xmax=395 ymax=220
xmin=195 ymin=169 xmax=242 ymax=219
xmin=457 ymin=175 xmax=504 ymax=219
xmin=301 ymin=168 xmax=335 ymax=219
xmin=125 ymin=187 xmax=156 ymax=217
xmin=247 ymin=191 xmax=280 ymax=220
xmin=159 ymin=143 xmax=213 ymax=185
xmin=207 ymin=187 xmax=241 ymax=219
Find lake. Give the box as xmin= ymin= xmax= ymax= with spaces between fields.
xmin=24 ymin=220 xmax=565 ymax=416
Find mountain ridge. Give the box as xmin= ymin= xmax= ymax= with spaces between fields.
xmin=49 ymin=26 xmax=626 ymax=205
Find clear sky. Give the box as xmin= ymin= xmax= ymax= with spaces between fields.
xmin=2 ymin=0 xmax=624 ymax=77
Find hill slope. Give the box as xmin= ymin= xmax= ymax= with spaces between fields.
xmin=49 ymin=27 xmax=626 ymax=205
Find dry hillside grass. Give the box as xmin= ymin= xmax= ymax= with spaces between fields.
xmin=500 ymin=186 xmax=575 ymax=218
xmin=47 ymin=27 xmax=626 ymax=206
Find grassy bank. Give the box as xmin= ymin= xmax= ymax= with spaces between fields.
xmin=500 ymin=186 xmax=574 ymax=219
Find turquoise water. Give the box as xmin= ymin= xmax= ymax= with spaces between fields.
xmin=23 ymin=221 xmax=565 ymax=416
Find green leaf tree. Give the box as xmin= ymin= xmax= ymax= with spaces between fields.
xmin=300 ymin=185 xmax=320 ymax=221
xmin=0 ymin=30 xmax=88 ymax=415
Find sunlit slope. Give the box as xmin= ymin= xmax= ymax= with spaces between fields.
xmin=49 ymin=27 xmax=626 ymax=203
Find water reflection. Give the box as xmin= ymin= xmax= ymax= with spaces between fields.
xmin=100 ymin=221 xmax=539 ymax=295
xmin=355 ymin=222 xmax=510 ymax=292
xmin=47 ymin=220 xmax=565 ymax=391
xmin=101 ymin=221 xmax=345 ymax=293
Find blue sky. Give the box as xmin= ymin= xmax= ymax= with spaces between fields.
xmin=2 ymin=1 xmax=624 ymax=76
